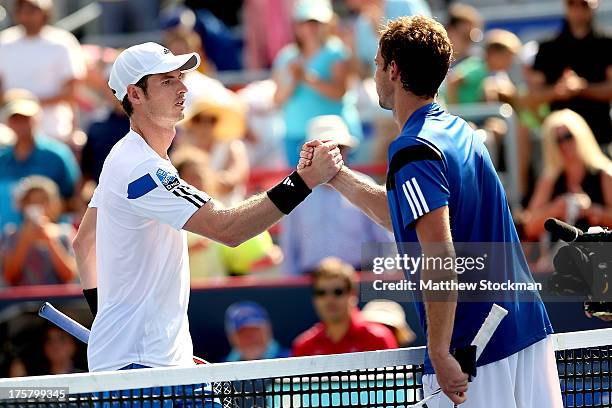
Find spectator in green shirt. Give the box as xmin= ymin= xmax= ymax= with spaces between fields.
xmin=446 ymin=29 xmax=522 ymax=105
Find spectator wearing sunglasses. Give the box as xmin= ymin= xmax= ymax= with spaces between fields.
xmin=292 ymin=257 xmax=397 ymax=356
xmin=179 ymin=92 xmax=249 ymax=207
xmin=522 ymin=109 xmax=612 ymax=240
xmin=525 ymin=0 xmax=612 ymax=147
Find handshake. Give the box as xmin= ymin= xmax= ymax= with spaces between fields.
xmin=296 ymin=140 xmax=345 ymax=189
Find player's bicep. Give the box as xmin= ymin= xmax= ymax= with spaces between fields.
xmin=415 ymin=206 xmax=452 ymax=244
xmin=389 ymin=145 xmax=450 ymax=228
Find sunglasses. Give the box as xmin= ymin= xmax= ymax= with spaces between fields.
xmin=313 ymin=287 xmax=348 ymax=298
xmin=191 ymin=115 xmax=218 ymax=125
xmin=556 ymin=131 xmax=573 ymax=145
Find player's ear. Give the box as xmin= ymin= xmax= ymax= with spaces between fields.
xmin=126 ymin=84 xmax=145 ymax=106
xmin=388 ymin=61 xmax=400 ymax=82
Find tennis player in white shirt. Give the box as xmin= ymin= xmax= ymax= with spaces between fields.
xmin=72 ymin=42 xmax=343 ymax=373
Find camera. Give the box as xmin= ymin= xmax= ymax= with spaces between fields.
xmin=545 ymin=218 xmax=612 ymax=317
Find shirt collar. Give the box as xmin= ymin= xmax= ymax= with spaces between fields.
xmin=400 ymin=102 xmax=443 ymax=137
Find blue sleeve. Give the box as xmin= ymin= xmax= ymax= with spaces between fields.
xmin=391 ymin=145 xmax=449 ymax=228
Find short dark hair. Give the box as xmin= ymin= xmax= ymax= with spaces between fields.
xmin=379 ymin=16 xmax=453 ymax=99
xmin=120 ymin=75 xmax=151 ymax=117
xmin=311 ymin=257 xmax=356 ymax=293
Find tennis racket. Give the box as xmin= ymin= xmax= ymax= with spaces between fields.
xmin=409 ymin=303 xmax=509 ymax=408
xmin=38 ymin=302 xmax=238 ymax=408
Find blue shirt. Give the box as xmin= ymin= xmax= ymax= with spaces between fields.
xmin=273 ymin=37 xmax=362 ymax=141
xmin=0 ymin=136 xmax=80 ymax=229
xmin=82 ymin=111 xmax=130 ymax=183
xmin=386 ymin=103 xmax=552 ymax=374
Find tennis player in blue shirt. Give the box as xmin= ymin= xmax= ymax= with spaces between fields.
xmin=299 ymin=16 xmax=562 ymax=407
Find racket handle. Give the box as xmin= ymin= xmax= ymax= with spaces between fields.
xmin=39 ymin=302 xmax=90 ymax=344
xmin=471 ymin=304 xmax=508 ymax=361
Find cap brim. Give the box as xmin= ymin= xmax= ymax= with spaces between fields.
xmin=150 ymin=52 xmax=201 ymax=76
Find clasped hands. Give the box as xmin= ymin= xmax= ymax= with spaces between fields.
xmin=296 ymin=140 xmax=343 ymax=189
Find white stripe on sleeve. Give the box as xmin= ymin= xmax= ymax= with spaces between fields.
xmin=411 ymin=177 xmax=430 ymax=213
xmin=405 ymin=181 xmax=423 ymax=217
xmin=402 ymin=182 xmax=418 ymax=220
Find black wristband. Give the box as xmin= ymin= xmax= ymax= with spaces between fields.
xmin=267 ymin=171 xmax=312 ymax=214
xmin=83 ymin=288 xmax=98 ymax=318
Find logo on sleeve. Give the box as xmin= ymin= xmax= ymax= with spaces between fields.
xmin=156 ymin=169 xmax=180 ymax=191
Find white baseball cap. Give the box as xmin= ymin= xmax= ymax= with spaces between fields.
xmin=108 ymin=42 xmax=200 ymax=101
xmin=293 ymin=0 xmax=333 ymax=23
xmin=307 ymin=115 xmax=358 ymax=148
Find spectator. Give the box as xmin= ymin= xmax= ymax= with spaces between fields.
xmin=281 ymin=115 xmax=391 ymax=275
xmin=243 ymin=0 xmax=295 ymax=70
xmin=0 ymin=0 xmax=86 ymax=141
xmin=161 ymin=5 xmax=242 ymax=72
xmin=80 ymin=100 xmax=130 ymax=184
xmin=237 ymin=80 xmax=287 ymax=169
xmin=346 ymin=0 xmax=432 ymax=77
xmin=292 ymin=257 xmax=398 ymax=356
xmin=98 ymin=0 xmax=160 ymax=35
xmin=362 ymin=299 xmax=415 ymax=347
xmin=526 ymin=0 xmax=612 ymax=147
xmin=445 ymin=3 xmax=483 ymax=68
xmin=0 ymin=93 xmax=79 ymax=228
xmin=8 ymin=357 xmax=28 ymax=377
xmin=522 ymin=109 xmax=612 ymax=240
xmin=180 ymin=93 xmax=249 ymax=207
xmin=173 ymin=148 xmax=281 ymax=278
xmin=173 ymin=147 xmax=226 ymax=279
xmin=224 ymin=301 xmax=290 ymax=361
xmin=163 ymin=28 xmax=227 ymax=109
xmin=446 ymin=29 xmax=522 ymax=105
xmin=273 ymin=0 xmax=361 ymax=166
xmin=43 ymin=325 xmax=81 ymax=374
xmin=2 ymin=175 xmax=76 ymax=286
xmin=78 ymin=44 xmax=120 ymax=130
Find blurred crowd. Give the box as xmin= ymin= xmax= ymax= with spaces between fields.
xmin=0 ymin=0 xmax=610 ymax=375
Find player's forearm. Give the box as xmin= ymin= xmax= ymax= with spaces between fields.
xmin=422 ymin=244 xmax=458 ymax=359
xmin=329 ymin=167 xmax=393 ymax=231
xmin=209 ymin=193 xmax=284 ymax=247
xmin=425 ymin=300 xmax=457 ymax=358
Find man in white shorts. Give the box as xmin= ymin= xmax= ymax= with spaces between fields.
xmin=298 ymin=16 xmax=563 ymax=407
xmin=72 ymin=42 xmax=342 ymax=377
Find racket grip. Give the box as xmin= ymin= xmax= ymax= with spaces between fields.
xmin=39 ymin=302 xmax=90 ymax=344
xmin=471 ymin=304 xmax=508 ymax=361
xmin=452 ymin=345 xmax=477 ymax=380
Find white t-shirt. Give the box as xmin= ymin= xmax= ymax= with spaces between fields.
xmin=87 ymin=129 xmax=210 ymax=372
xmin=0 ymin=25 xmax=86 ymax=140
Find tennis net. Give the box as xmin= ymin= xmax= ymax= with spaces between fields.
xmin=0 ymin=328 xmax=610 ymax=407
